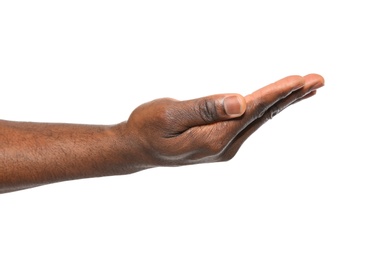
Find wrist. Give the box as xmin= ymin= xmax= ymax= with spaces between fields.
xmin=109 ymin=122 xmax=154 ymax=175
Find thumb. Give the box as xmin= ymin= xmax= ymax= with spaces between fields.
xmin=178 ymin=94 xmax=246 ymax=127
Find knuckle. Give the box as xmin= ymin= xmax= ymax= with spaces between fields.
xmin=153 ymin=99 xmax=177 ymax=125
xmin=252 ymin=99 xmax=268 ymax=119
xmin=266 ymin=104 xmax=282 ymax=120
xmin=196 ymin=99 xmax=218 ymax=123
xmin=253 ymin=101 xmax=281 ymax=121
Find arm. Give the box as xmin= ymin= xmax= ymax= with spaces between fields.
xmin=0 ymin=74 xmax=324 ymax=193
xmin=0 ymin=120 xmax=144 ymax=193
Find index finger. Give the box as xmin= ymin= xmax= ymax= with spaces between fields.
xmin=244 ymin=75 xmax=305 ymax=122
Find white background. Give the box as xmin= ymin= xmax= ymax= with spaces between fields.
xmin=1 ymin=1 xmax=364 ymax=259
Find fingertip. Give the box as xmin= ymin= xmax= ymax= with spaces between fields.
xmin=304 ymin=73 xmax=325 ymax=88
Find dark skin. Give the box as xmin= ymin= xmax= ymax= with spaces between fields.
xmin=0 ymin=74 xmax=324 ymax=193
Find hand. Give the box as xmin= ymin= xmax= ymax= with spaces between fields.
xmin=124 ymin=74 xmax=324 ymax=167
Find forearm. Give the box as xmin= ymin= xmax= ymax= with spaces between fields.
xmin=0 ymin=120 xmax=149 ymax=193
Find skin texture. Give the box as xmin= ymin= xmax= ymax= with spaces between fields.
xmin=0 ymin=74 xmax=325 ymax=193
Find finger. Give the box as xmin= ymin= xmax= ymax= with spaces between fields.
xmin=175 ymin=93 xmax=247 ymax=128
xmin=243 ymin=75 xmax=305 ymax=122
xmin=291 ymin=73 xmax=325 ymax=104
xmin=220 ymin=74 xmax=325 ymax=160
xmin=265 ymin=73 xmax=325 ymax=117
xmin=303 ymin=73 xmax=325 ymax=88
xmin=216 ymin=75 xmax=305 ymax=140
xmin=189 ymin=75 xmax=306 ymax=157
xmin=176 ymin=75 xmax=308 ymax=130
xmin=293 ymin=90 xmax=317 ymax=104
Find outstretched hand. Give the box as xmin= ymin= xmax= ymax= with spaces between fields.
xmin=124 ymin=74 xmax=324 ymax=167
xmin=0 ymin=73 xmax=324 ymax=193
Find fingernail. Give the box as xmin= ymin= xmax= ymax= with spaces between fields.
xmin=223 ymin=95 xmax=245 ymax=116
